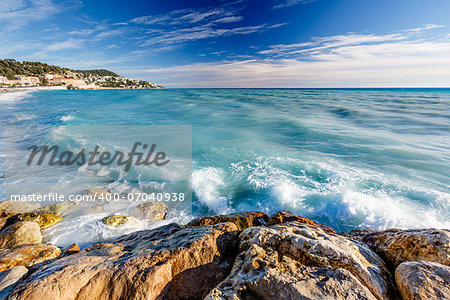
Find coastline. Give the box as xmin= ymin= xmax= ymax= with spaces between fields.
xmin=0 ymin=206 xmax=448 ymax=299
xmin=0 ymin=86 xmax=68 ymax=93
xmin=0 ymin=86 xmax=164 ymax=94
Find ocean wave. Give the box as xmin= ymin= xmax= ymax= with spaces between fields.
xmin=191 ymin=167 xmax=232 ymax=214
xmin=0 ymin=90 xmax=33 ymax=102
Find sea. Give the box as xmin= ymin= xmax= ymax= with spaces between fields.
xmin=1 ymin=88 xmax=449 ymax=248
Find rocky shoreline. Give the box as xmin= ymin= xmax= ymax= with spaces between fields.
xmin=0 ymin=202 xmax=448 ymax=300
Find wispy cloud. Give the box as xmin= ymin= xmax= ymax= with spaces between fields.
xmin=0 ymin=0 xmax=60 ymax=30
xmin=139 ymin=25 xmax=450 ymax=87
xmin=44 ymin=38 xmax=84 ymax=51
xmin=0 ymin=0 xmax=79 ymax=31
xmin=272 ymin=0 xmax=316 ymax=9
xmin=139 ymin=23 xmax=284 ymax=46
xmin=129 ymin=3 xmax=284 ymax=47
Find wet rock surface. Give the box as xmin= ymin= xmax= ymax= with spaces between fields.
xmin=4 ymin=213 xmax=63 ymax=230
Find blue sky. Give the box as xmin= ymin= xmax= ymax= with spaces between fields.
xmin=2 ymin=0 xmax=450 ymax=87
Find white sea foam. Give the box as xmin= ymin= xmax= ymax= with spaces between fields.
xmin=0 ymin=91 xmax=33 ymax=102
xmin=191 ymin=167 xmax=232 ymax=214
xmin=60 ymin=114 xmax=74 ymax=121
xmin=341 ymin=190 xmax=450 ymax=229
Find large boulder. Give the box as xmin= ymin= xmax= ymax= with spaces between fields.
xmin=361 ymin=229 xmax=450 ymax=268
xmin=135 ymin=202 xmax=168 ymax=222
xmin=0 ymin=201 xmax=40 ymax=217
xmin=0 ymin=202 xmax=41 ymax=230
xmin=0 ymin=222 xmax=41 ymax=249
xmin=207 ymin=222 xmax=396 ymax=300
xmin=0 ymin=266 xmax=28 ymax=300
xmin=395 ymin=261 xmax=450 ymax=300
xmin=4 ymin=213 xmax=63 ymax=229
xmin=268 ymin=210 xmax=336 ymax=233
xmin=187 ymin=211 xmax=268 ymax=230
xmin=0 ymin=244 xmax=60 ymax=272
xmin=8 ymin=222 xmax=239 ymax=300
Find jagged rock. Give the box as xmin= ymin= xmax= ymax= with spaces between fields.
xmin=187 ymin=211 xmax=268 ymax=230
xmin=0 ymin=244 xmax=60 ymax=272
xmin=62 ymin=243 xmax=80 ymax=255
xmin=0 ymin=220 xmax=7 ymax=232
xmin=361 ymin=229 xmax=450 ymax=268
xmin=39 ymin=202 xmax=76 ymax=216
xmin=0 ymin=201 xmax=40 ymax=217
xmin=207 ymin=222 xmax=396 ymax=300
xmin=0 ymin=222 xmax=41 ymax=249
xmin=0 ymin=266 xmax=28 ymax=300
xmin=136 ymin=202 xmax=168 ymax=222
xmin=8 ymin=222 xmax=238 ymax=300
xmin=268 ymin=210 xmax=336 ymax=233
xmin=102 ymin=215 xmax=140 ymax=227
xmin=395 ymin=261 xmax=450 ymax=300
xmin=4 ymin=213 xmax=63 ymax=229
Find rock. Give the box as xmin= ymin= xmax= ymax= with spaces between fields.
xmin=342 ymin=229 xmax=377 ymax=243
xmin=61 ymin=243 xmax=80 ymax=256
xmin=8 ymin=222 xmax=238 ymax=300
xmin=0 ymin=222 xmax=41 ymax=249
xmin=0 ymin=201 xmax=40 ymax=217
xmin=0 ymin=244 xmax=61 ymax=272
xmin=38 ymin=202 xmax=76 ymax=216
xmin=187 ymin=211 xmax=269 ymax=230
xmin=0 ymin=220 xmax=8 ymax=232
xmin=395 ymin=261 xmax=450 ymax=300
xmin=268 ymin=210 xmax=336 ymax=233
xmin=4 ymin=213 xmax=63 ymax=229
xmin=87 ymin=189 xmax=111 ymax=199
xmin=102 ymin=215 xmax=140 ymax=227
xmin=207 ymin=221 xmax=396 ymax=300
xmin=136 ymin=202 xmax=168 ymax=222
xmin=361 ymin=228 xmax=450 ymax=268
xmin=0 ymin=266 xmax=28 ymax=300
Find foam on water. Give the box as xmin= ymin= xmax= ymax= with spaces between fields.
xmin=0 ymin=91 xmax=33 ymax=102
xmin=191 ymin=167 xmax=231 ymax=214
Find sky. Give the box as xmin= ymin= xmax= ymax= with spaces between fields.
xmin=2 ymin=0 xmax=450 ymax=87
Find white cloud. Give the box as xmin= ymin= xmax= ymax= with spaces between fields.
xmin=273 ymin=0 xmax=315 ymax=9
xmin=215 ymin=16 xmax=243 ymax=23
xmin=140 ymin=26 xmax=450 ymax=87
xmin=0 ymin=0 xmax=75 ymax=30
xmin=44 ymin=38 xmax=83 ymax=51
xmin=139 ymin=23 xmax=285 ymax=46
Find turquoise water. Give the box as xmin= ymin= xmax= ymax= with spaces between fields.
xmin=1 ymin=88 xmax=449 ymax=245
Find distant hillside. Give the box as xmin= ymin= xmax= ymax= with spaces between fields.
xmin=75 ymin=69 xmax=119 ymax=77
xmin=0 ymin=59 xmax=71 ymax=79
xmin=0 ymin=59 xmax=162 ymax=89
